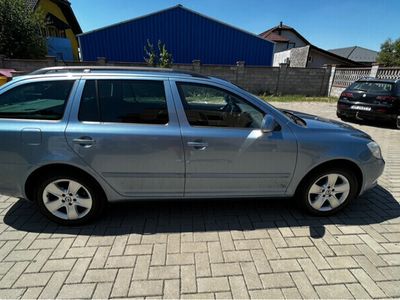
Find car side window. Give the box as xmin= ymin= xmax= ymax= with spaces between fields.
xmin=79 ymin=79 xmax=168 ymax=124
xmin=0 ymin=80 xmax=74 ymax=120
xmin=79 ymin=80 xmax=99 ymax=122
xmin=177 ymin=83 xmax=264 ymax=128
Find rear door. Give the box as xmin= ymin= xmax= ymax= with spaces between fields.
xmin=65 ymin=76 xmax=185 ymax=198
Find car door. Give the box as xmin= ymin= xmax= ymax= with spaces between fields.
xmin=170 ymin=80 xmax=297 ymax=197
xmin=65 ymin=77 xmax=185 ymax=198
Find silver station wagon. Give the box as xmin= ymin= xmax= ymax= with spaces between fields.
xmin=0 ymin=67 xmax=385 ymax=225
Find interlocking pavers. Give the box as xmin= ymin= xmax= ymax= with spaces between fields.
xmin=0 ymin=102 xmax=399 ymax=299
xmin=57 ymin=283 xmax=95 ymax=299
xmin=197 ymin=277 xmax=230 ymax=293
xmin=111 ymin=268 xmax=133 ymax=298
xmin=82 ymin=268 xmax=118 ymax=283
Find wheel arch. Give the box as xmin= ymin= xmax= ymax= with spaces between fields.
xmin=295 ymin=159 xmax=363 ymax=196
xmin=24 ymin=163 xmax=107 ymax=202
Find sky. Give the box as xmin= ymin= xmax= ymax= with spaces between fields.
xmin=69 ymin=0 xmax=400 ymax=51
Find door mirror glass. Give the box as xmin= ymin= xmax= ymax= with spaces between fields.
xmin=261 ymin=115 xmax=277 ymax=133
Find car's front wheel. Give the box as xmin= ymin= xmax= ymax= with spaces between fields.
xmin=298 ymin=168 xmax=358 ymax=216
xmin=35 ymin=173 xmax=106 ymax=225
xmin=396 ymin=115 xmax=400 ymax=129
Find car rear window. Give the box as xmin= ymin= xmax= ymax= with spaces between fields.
xmin=348 ymin=81 xmax=394 ymax=94
xmin=0 ymin=80 xmax=74 ymax=120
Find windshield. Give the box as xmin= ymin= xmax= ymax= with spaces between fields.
xmin=349 ymin=81 xmax=394 ymax=94
xmin=251 ymin=94 xmax=307 ymax=126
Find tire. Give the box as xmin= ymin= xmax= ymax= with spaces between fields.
xmin=35 ymin=172 xmax=106 ymax=225
xmin=297 ymin=167 xmax=358 ymax=216
xmin=395 ymin=115 xmax=400 ymax=129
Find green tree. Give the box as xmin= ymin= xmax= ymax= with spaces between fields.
xmin=0 ymin=0 xmax=46 ymax=58
xmin=144 ymin=39 xmax=173 ymax=68
xmin=376 ymin=38 xmax=400 ymax=67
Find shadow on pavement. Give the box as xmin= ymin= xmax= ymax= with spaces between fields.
xmin=3 ymin=185 xmax=399 ymax=239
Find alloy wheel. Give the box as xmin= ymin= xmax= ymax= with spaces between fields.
xmin=42 ymin=179 xmax=93 ymax=220
xmin=307 ymin=173 xmax=350 ymax=212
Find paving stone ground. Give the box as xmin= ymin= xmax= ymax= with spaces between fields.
xmin=0 ymin=102 xmax=399 ymax=299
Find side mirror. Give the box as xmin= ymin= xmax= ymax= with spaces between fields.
xmin=261 ymin=115 xmax=277 ymax=133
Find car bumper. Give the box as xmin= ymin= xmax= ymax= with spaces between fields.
xmin=359 ymin=158 xmax=385 ymax=195
xmin=337 ymin=103 xmax=398 ymax=123
xmin=337 ymin=109 xmax=397 ymax=122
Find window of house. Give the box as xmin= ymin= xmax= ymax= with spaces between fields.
xmin=177 ymin=83 xmax=264 ymax=128
xmin=0 ymin=80 xmax=74 ymax=120
xmin=47 ymin=26 xmax=57 ymax=37
xmin=59 ymin=29 xmax=66 ymax=38
xmin=78 ymin=80 xmax=168 ymax=124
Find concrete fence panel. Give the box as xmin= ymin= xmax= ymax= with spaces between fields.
xmin=1 ymin=56 xmax=332 ymax=96
xmin=329 ymin=65 xmax=400 ymax=97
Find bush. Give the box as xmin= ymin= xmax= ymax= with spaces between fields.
xmin=144 ymin=39 xmax=173 ymax=68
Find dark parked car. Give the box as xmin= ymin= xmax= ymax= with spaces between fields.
xmin=337 ymin=78 xmax=400 ymax=129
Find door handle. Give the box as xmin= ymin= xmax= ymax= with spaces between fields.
xmin=187 ymin=141 xmax=208 ymax=150
xmin=73 ymin=137 xmax=95 ymax=147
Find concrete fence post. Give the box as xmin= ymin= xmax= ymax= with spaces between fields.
xmin=96 ymin=57 xmax=107 ymax=65
xmin=45 ymin=56 xmax=56 ymax=67
xmin=192 ymin=60 xmax=201 ymax=73
xmin=276 ymin=63 xmax=288 ymax=95
xmin=0 ymin=55 xmax=5 ymax=68
xmin=370 ymin=63 xmax=380 ymax=78
xmin=320 ymin=64 xmax=332 ymax=96
xmin=235 ymin=61 xmax=245 ymax=85
xmin=327 ymin=64 xmax=336 ymax=97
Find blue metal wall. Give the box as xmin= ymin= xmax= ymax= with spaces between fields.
xmin=78 ymin=6 xmax=274 ymax=66
xmin=47 ymin=37 xmax=74 ymax=61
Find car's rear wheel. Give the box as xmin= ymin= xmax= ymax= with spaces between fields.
xmin=396 ymin=115 xmax=400 ymax=129
xmin=298 ymin=168 xmax=358 ymax=216
xmin=35 ymin=173 xmax=106 ymax=225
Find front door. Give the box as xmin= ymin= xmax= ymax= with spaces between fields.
xmin=65 ymin=78 xmax=185 ymax=198
xmin=171 ymin=81 xmax=297 ymax=197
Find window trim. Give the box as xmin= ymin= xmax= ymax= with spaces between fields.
xmin=78 ymin=79 xmax=170 ymax=126
xmin=176 ymin=81 xmax=265 ymax=130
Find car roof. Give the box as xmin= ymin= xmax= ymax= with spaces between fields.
xmin=29 ymin=66 xmax=209 ymax=79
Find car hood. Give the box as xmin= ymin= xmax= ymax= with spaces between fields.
xmin=282 ymin=109 xmax=372 ymax=139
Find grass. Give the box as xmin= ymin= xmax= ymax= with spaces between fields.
xmin=258 ymin=95 xmax=337 ymax=103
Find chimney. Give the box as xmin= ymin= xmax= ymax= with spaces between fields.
xmin=278 ymin=21 xmax=283 ymax=35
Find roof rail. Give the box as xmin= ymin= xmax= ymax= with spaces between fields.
xmin=30 ymin=66 xmax=208 ymax=78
